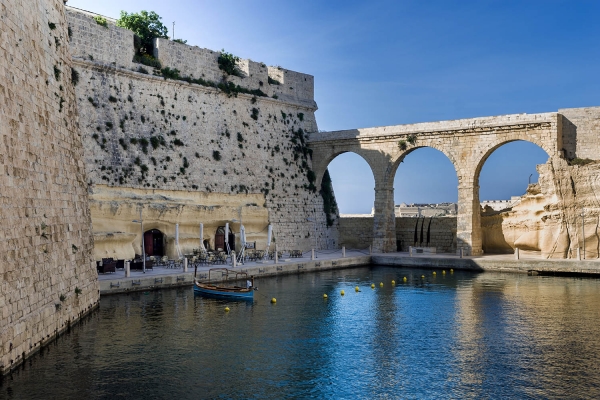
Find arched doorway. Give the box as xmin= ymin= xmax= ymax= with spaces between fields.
xmin=144 ymin=229 xmax=165 ymax=256
xmin=215 ymin=226 xmax=235 ymax=252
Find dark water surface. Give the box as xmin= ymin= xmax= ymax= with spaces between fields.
xmin=3 ymin=266 xmax=600 ymax=399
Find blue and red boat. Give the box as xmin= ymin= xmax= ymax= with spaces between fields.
xmin=193 ymin=268 xmax=254 ymax=300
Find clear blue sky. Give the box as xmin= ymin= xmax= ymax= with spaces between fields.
xmin=67 ymin=0 xmax=600 ymax=213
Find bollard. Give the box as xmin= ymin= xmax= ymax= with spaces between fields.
xmin=342 ymin=246 xmax=346 ymax=258
xmin=125 ymin=261 xmax=130 ymax=278
xmin=515 ymin=247 xmax=520 ymax=260
xmin=409 ymin=246 xmax=413 ymax=257
xmin=577 ymin=247 xmax=581 ymax=260
xmin=369 ymin=245 xmax=372 ymax=255
xmin=184 ymin=258 xmax=188 ymax=272
xmin=311 ymin=249 xmax=315 ymax=260
xmin=460 ymin=248 xmax=464 ymax=259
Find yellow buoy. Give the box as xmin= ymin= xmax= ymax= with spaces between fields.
xmin=271 ymin=298 xmax=277 ymax=304
xmin=403 ymin=277 xmax=407 ymax=282
xmin=224 ymin=307 xmax=230 ymax=312
xmin=379 ymin=282 xmax=384 ymax=287
xmin=340 ymin=290 xmax=345 ymax=296
xmin=442 ymin=270 xmax=446 ymax=274
xmin=323 ymin=294 xmax=328 ymax=299
xmin=450 ymin=269 xmax=454 ymax=273
xmin=421 ymin=275 xmax=425 ymax=279
xmin=433 ymin=271 xmax=437 ymax=276
xmin=391 ymin=280 xmax=396 ymax=285
xmin=371 ymin=283 xmax=375 ymax=289
xmin=355 ymin=286 xmax=360 ymax=292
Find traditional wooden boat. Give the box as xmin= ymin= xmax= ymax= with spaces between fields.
xmin=193 ymin=268 xmax=254 ymax=300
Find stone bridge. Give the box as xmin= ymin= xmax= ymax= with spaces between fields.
xmin=309 ymin=112 xmax=563 ymax=254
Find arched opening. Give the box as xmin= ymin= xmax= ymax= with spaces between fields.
xmin=326 ymin=152 xmax=376 ymax=250
xmin=144 ymin=229 xmax=165 ymax=257
xmin=392 ymin=147 xmax=458 ymax=253
xmin=215 ymin=226 xmax=235 ymax=252
xmin=477 ymin=141 xmax=549 ymax=254
xmin=326 ymin=152 xmax=375 ymax=214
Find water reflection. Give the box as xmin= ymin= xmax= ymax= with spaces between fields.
xmin=2 ymin=267 xmax=600 ymax=399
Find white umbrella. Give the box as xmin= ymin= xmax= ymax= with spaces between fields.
xmin=224 ymin=223 xmax=229 ymax=243
xmin=175 ymin=224 xmax=183 ymax=259
xmin=199 ymin=223 xmax=205 ymax=251
xmin=266 ymin=225 xmax=272 ymax=250
xmin=240 ymin=225 xmax=246 ymax=248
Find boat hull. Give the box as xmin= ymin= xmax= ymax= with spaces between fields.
xmin=193 ymin=282 xmax=254 ymax=300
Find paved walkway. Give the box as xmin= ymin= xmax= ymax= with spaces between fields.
xmin=97 ymin=249 xmax=371 ymax=282
xmin=97 ymin=249 xmax=600 ymax=295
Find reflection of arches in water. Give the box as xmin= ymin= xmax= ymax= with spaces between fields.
xmin=144 ymin=229 xmax=165 ymax=256
xmin=215 ymin=226 xmax=235 ymax=252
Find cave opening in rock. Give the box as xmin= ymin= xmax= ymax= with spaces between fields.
xmin=144 ymin=229 xmax=165 ymax=257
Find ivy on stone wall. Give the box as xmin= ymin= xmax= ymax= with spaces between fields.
xmin=320 ymin=169 xmax=338 ymax=227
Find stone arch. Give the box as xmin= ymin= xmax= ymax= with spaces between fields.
xmin=312 ymin=148 xmax=379 ymax=188
xmin=473 ymin=139 xmax=551 ymax=188
xmin=387 ymin=144 xmax=460 ymax=188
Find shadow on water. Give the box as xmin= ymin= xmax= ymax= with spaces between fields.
xmin=2 ymin=265 xmax=600 ymax=399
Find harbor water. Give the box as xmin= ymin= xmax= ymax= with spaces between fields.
xmin=2 ymin=266 xmax=600 ymax=399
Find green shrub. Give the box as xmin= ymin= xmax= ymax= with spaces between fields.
xmin=212 ymin=150 xmax=221 ymax=161
xmin=71 ymin=68 xmax=79 ymax=86
xmin=161 ymin=67 xmax=180 ymax=80
xmin=94 ymin=16 xmax=108 ymax=28
xmin=173 ymin=38 xmax=187 ymax=44
xmin=48 ymin=22 xmax=57 ymax=30
xmin=108 ymin=95 xmax=118 ymax=103
xmin=53 ymin=65 xmax=61 ymax=81
xmin=398 ymin=140 xmax=407 ymax=151
xmin=218 ymin=50 xmax=243 ymax=77
xmin=173 ymin=138 xmax=184 ymax=146
xmin=116 ymin=11 xmax=168 ymax=55
xmin=268 ymin=77 xmax=281 ymax=85
xmin=251 ymin=108 xmax=259 ymax=120
xmin=133 ymin=54 xmax=162 ymax=68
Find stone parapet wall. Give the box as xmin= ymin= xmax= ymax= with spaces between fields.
xmin=66 ymin=7 xmax=134 ymax=70
xmin=153 ymin=39 xmax=316 ymax=109
xmin=339 ymin=217 xmax=457 ymax=253
xmin=559 ymin=106 xmax=600 ymax=160
xmin=0 ymin=0 xmax=98 ymax=374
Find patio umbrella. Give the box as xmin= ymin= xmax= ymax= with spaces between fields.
xmin=199 ymin=223 xmax=205 ymax=251
xmin=175 ymin=224 xmax=183 ymax=259
xmin=266 ymin=224 xmax=272 ymax=251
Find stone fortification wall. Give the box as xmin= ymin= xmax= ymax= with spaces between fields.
xmin=66 ymin=7 xmax=337 ymax=257
xmin=559 ymin=107 xmax=600 ymax=160
xmin=66 ymin=7 xmax=134 ymax=70
xmin=153 ymin=39 xmax=315 ymax=109
xmin=0 ymin=0 xmax=98 ymax=374
xmin=339 ymin=217 xmax=457 ymax=253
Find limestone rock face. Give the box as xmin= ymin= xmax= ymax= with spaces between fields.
xmin=482 ymin=156 xmax=600 ymax=259
xmin=90 ymin=186 xmax=270 ymax=260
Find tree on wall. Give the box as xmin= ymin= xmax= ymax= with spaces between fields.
xmin=116 ymin=10 xmax=169 ymax=55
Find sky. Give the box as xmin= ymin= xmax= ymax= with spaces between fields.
xmin=67 ymin=0 xmax=600 ymax=213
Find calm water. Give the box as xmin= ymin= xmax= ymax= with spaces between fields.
xmin=3 ymin=266 xmax=600 ymax=399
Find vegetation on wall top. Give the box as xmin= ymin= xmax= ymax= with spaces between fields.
xmin=218 ymin=50 xmax=243 ymax=77
xmin=116 ymin=10 xmax=168 ymax=55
